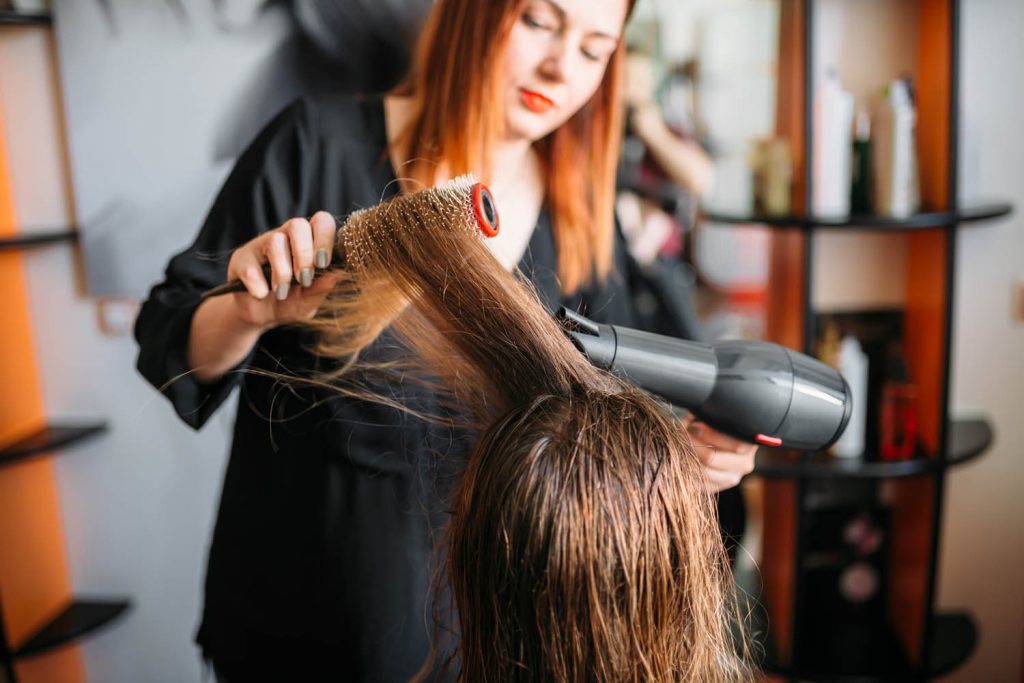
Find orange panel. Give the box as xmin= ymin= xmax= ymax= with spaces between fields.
xmin=916 ymin=0 xmax=952 ymax=211
xmin=886 ymin=477 xmax=935 ymax=665
xmin=760 ymin=479 xmax=797 ymax=663
xmin=904 ymin=231 xmax=948 ymax=454
xmin=881 ymin=1 xmax=954 ymax=666
xmin=766 ymin=0 xmax=806 ymax=351
xmin=775 ymin=0 xmax=806 ymax=215
xmin=906 ymin=0 xmax=953 ymax=454
xmin=765 ymin=232 xmax=805 ymax=350
xmin=757 ymin=0 xmax=806 ymax=664
xmin=0 ymin=460 xmax=75 ymax=646
xmin=0 ymin=88 xmax=85 ymax=681
xmin=16 ymin=648 xmax=85 ymax=683
xmin=0 ymin=244 xmax=46 ymax=446
xmin=0 ymin=98 xmax=45 ymax=446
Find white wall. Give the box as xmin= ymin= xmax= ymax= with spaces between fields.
xmin=939 ymin=0 xmax=1024 ymax=680
xmin=1 ymin=28 xmax=231 ymax=683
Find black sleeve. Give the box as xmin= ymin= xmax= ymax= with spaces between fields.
xmin=133 ymin=98 xmax=320 ymax=430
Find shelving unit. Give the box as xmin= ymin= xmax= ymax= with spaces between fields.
xmin=738 ymin=566 xmax=976 ymax=682
xmin=0 ymin=14 xmax=130 ymax=683
xmin=0 ymin=230 xmax=78 ymax=251
xmin=0 ymin=424 xmax=107 ymax=468
xmin=6 ymin=600 xmax=129 ymax=660
xmin=0 ymin=11 xmax=52 ymax=26
xmin=702 ymin=202 xmax=1012 ymax=231
xmin=715 ymin=1 xmax=1014 ymax=680
xmin=754 ymin=417 xmax=992 ymax=480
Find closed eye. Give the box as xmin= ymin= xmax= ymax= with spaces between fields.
xmin=523 ymin=13 xmax=553 ymax=31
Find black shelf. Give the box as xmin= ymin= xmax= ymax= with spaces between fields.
xmin=701 ymin=202 xmax=1012 ymax=231
xmin=753 ymin=417 xmax=992 ymax=480
xmin=0 ymin=10 xmax=51 ymax=25
xmin=0 ymin=230 xmax=78 ymax=251
xmin=737 ymin=569 xmax=976 ymax=682
xmin=11 ymin=599 xmax=130 ymax=659
xmin=0 ymin=423 xmax=108 ymax=468
xmin=762 ymin=613 xmax=976 ymax=682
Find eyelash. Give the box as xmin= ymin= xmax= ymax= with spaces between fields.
xmin=524 ymin=13 xmax=607 ymax=62
xmin=523 ymin=14 xmax=551 ymax=31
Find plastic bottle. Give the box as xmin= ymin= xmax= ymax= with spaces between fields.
xmin=850 ymin=111 xmax=872 ymax=214
xmin=752 ymin=137 xmax=792 ymax=216
xmin=880 ymin=350 xmax=918 ymax=461
xmin=873 ymin=78 xmax=920 ymax=218
xmin=832 ymin=335 xmax=868 ymax=458
xmin=813 ymin=68 xmax=854 ymax=218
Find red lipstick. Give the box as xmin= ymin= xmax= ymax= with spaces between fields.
xmin=520 ymin=89 xmax=554 ymax=114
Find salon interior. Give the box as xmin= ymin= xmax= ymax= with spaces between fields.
xmin=1 ymin=0 xmax=1021 ymax=681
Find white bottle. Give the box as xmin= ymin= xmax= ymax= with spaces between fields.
xmin=813 ymin=68 xmax=854 ymax=218
xmin=873 ymin=79 xmax=920 ymax=218
xmin=832 ymin=335 xmax=868 ymax=458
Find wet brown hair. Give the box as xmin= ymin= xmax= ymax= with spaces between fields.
xmin=306 ymin=178 xmax=752 ymax=681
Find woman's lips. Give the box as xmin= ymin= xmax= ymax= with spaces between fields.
xmin=520 ymin=89 xmax=554 ymax=114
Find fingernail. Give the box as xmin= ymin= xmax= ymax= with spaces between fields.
xmin=300 ymin=268 xmax=313 ymax=287
xmin=276 ymin=282 xmax=290 ymax=300
xmin=315 ymin=248 xmax=329 ymax=269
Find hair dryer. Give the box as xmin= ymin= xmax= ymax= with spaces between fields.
xmin=556 ymin=307 xmax=851 ymax=451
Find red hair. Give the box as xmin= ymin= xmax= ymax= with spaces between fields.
xmin=397 ymin=0 xmax=633 ymax=294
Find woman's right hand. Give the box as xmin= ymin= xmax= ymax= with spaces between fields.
xmin=187 ymin=211 xmax=343 ymax=382
xmin=226 ymin=210 xmax=342 ymax=331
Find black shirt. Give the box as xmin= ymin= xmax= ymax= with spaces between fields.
xmin=134 ymin=94 xmax=638 ymax=681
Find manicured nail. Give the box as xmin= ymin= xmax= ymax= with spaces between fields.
xmin=276 ymin=282 xmax=290 ymax=300
xmin=300 ymin=268 xmax=313 ymax=287
xmin=315 ymin=248 xmax=329 ymax=269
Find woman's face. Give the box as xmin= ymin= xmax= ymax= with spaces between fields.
xmin=501 ymin=0 xmax=628 ymax=143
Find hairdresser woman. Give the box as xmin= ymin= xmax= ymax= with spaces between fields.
xmin=135 ymin=0 xmax=756 ymax=679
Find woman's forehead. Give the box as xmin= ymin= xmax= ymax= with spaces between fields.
xmin=523 ymin=0 xmax=628 ymax=39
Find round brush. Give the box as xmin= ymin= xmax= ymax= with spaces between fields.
xmin=200 ymin=176 xmax=500 ymax=299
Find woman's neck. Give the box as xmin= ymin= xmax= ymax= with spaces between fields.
xmin=484 ymin=141 xmax=545 ymax=271
xmin=489 ymin=138 xmax=535 ymax=185
xmin=384 ymin=95 xmax=542 ymax=186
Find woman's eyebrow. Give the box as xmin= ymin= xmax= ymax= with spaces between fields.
xmin=537 ymin=0 xmax=621 ymax=41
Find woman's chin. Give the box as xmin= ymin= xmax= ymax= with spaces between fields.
xmin=505 ymin=112 xmax=558 ymax=143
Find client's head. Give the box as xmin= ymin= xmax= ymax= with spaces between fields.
xmin=308 ymin=177 xmax=750 ymax=681
xmin=451 ymin=388 xmax=739 ymax=681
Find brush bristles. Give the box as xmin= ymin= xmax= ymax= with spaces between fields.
xmin=342 ymin=174 xmax=483 ymax=266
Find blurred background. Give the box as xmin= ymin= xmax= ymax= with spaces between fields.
xmin=0 ymin=0 xmax=1021 ymax=680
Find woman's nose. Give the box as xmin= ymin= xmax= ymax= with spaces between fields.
xmin=538 ymin=36 xmax=572 ymax=83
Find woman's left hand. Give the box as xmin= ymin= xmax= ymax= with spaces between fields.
xmin=686 ymin=419 xmax=759 ymax=492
